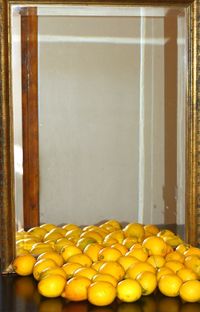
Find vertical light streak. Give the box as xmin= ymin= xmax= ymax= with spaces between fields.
xmin=138 ymin=12 xmax=145 ymax=223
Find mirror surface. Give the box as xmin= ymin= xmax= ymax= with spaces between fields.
xmin=11 ymin=5 xmax=187 ymax=233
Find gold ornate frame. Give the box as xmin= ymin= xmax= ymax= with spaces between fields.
xmin=0 ymin=0 xmax=199 ymax=273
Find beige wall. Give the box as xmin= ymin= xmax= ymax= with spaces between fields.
xmin=38 ymin=16 xmax=167 ymax=226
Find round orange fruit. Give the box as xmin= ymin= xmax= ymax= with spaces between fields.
xmin=123 ymin=223 xmax=145 ymax=240
xmin=88 ymin=281 xmax=116 ymax=306
xmin=136 ymin=271 xmax=157 ymax=296
xmin=179 ymin=280 xmax=200 ymax=302
xmin=12 ymin=254 xmax=36 ymax=276
xmin=158 ymin=274 xmax=182 ymax=297
xmin=38 ymin=274 xmax=66 ymax=298
xmin=117 ymin=279 xmax=142 ymax=302
xmin=99 ymin=261 xmax=125 ymax=281
xmin=63 ymin=276 xmax=91 ymax=301
xmin=61 ymin=245 xmax=82 ymax=262
xmin=98 ymin=247 xmax=122 ymax=262
xmin=142 ymin=236 xmax=167 ymax=257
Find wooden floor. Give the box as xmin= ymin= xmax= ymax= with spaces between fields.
xmin=0 ymin=274 xmax=200 ymax=312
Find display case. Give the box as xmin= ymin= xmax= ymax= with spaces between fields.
xmin=0 ymin=0 xmax=200 ymax=275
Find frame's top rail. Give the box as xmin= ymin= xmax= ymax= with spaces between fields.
xmin=8 ymin=0 xmax=194 ymax=7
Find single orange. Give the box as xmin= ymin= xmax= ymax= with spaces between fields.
xmin=12 ymin=254 xmax=36 ymax=276
xmin=98 ymin=247 xmax=122 ymax=262
xmin=158 ymin=274 xmax=182 ymax=297
xmin=60 ymin=245 xmax=82 ymax=262
xmin=99 ymin=261 xmax=125 ymax=281
xmin=144 ymin=224 xmax=160 ymax=235
xmin=63 ymin=276 xmax=91 ymax=301
xmin=84 ymin=243 xmax=103 ymax=262
xmin=88 ymin=281 xmax=116 ymax=306
xmin=117 ymin=279 xmax=142 ymax=302
xmin=123 ymin=223 xmax=145 ymax=240
xmin=179 ymin=280 xmax=200 ymax=302
xmin=142 ymin=236 xmax=168 ymax=257
xmin=177 ymin=267 xmax=198 ymax=282
xmin=67 ymin=254 xmax=92 ymax=267
xmin=38 ymin=274 xmax=66 ymax=298
xmin=136 ymin=271 xmax=157 ymax=296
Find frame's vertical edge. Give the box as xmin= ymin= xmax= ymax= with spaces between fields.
xmin=195 ymin=0 xmax=200 ymax=246
xmin=186 ymin=0 xmax=200 ymax=246
xmin=0 ymin=0 xmax=16 ymax=273
xmin=21 ymin=8 xmax=40 ymax=230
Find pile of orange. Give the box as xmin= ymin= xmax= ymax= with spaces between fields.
xmin=13 ymin=220 xmax=200 ymax=306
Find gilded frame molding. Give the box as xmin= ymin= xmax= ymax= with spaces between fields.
xmin=0 ymin=0 xmax=198 ymax=273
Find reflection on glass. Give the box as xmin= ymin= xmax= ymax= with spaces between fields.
xmin=11 ymin=6 xmax=186 ymax=232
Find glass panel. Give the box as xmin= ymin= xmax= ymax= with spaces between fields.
xmin=38 ymin=16 xmax=141 ymax=225
xmin=11 ymin=5 xmax=187 ymax=237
